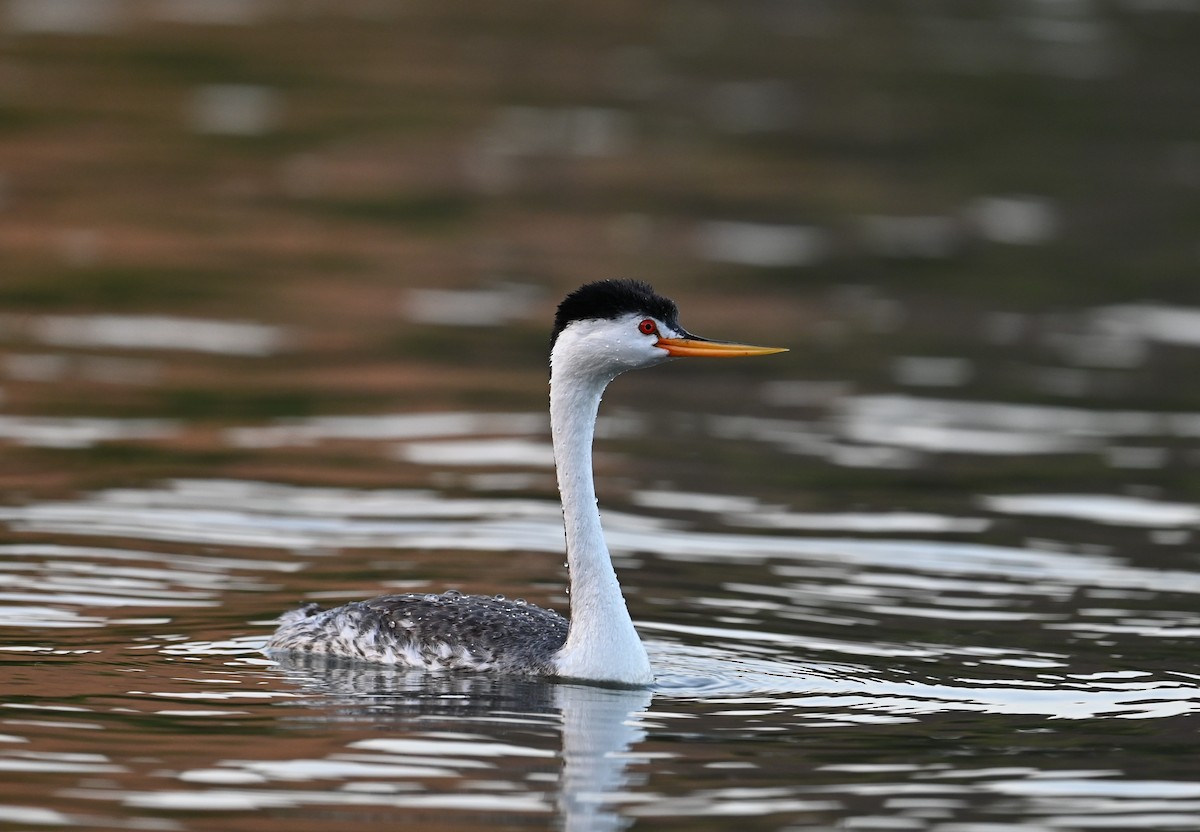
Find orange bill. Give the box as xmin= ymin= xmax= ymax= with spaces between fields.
xmin=656 ymin=337 xmax=788 ymax=358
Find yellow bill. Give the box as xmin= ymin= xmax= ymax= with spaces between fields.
xmin=656 ymin=337 xmax=788 ymax=358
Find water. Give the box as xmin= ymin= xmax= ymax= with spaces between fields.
xmin=4 ymin=2 xmax=1200 ymax=830
xmin=4 ymin=390 xmax=1200 ymax=830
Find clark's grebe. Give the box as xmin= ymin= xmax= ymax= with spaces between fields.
xmin=267 ymin=279 xmax=785 ymax=686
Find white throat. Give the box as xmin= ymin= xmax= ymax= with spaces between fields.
xmin=548 ymin=336 xmax=655 ymax=686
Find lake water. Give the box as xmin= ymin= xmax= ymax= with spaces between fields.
xmin=3 ymin=2 xmax=1200 ymax=830
xmin=4 ymin=354 xmax=1200 ymax=831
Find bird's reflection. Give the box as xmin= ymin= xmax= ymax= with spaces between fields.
xmin=272 ymin=654 xmax=652 ymax=832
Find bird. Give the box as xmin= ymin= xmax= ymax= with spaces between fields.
xmin=266 ymin=279 xmax=786 ymax=686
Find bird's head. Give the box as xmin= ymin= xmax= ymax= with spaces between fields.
xmin=550 ymin=280 xmax=786 ymax=381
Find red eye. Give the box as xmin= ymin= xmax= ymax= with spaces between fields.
xmin=638 ymin=319 xmax=658 ymax=336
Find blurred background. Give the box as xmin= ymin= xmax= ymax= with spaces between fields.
xmin=1 ymin=0 xmax=1199 ymax=500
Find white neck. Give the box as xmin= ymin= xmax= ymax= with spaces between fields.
xmin=548 ymin=363 xmax=654 ymax=686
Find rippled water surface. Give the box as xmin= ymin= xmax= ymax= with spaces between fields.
xmin=5 ymin=2 xmax=1200 ymax=831
xmin=5 ymin=389 xmax=1200 ymax=831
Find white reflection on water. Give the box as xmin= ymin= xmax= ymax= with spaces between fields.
xmin=4 ymin=481 xmax=1200 ymax=601
xmin=188 ymin=84 xmax=281 ymax=137
xmin=636 ymin=488 xmax=989 ymax=537
xmin=786 ymin=394 xmax=1200 ymax=463
xmin=68 ymin=785 xmax=551 ymax=814
xmin=5 ymin=467 xmax=1200 ymax=832
xmin=0 ymin=479 xmax=671 ymax=550
xmin=5 ymin=469 xmax=1200 ymax=733
xmin=694 ymin=220 xmax=830 ymax=268
xmin=4 ymin=480 xmax=1200 ymax=716
xmin=966 ymin=194 xmax=1059 ymax=245
xmin=397 ymin=438 xmax=556 ymax=467
xmin=840 ymin=396 xmax=1094 ymax=455
xmin=628 ymin=489 xmax=993 ymax=535
xmin=984 ymin=493 xmax=1200 ymax=527
xmin=159 ymin=627 xmax=1200 ymax=724
xmin=0 ymin=752 xmax=124 ymax=774
xmin=730 ymin=510 xmax=989 ymax=534
xmin=1094 ymin=304 xmax=1200 ymax=349
xmin=632 ymin=489 xmax=762 ymax=514
xmin=0 ymin=803 xmax=180 ymax=831
xmin=403 ymin=284 xmax=540 ymax=326
xmin=29 ymin=315 xmax=285 ymax=356
xmin=6 ymin=0 xmax=127 ymax=35
xmin=0 ymin=415 xmax=177 ymax=448
xmin=842 ymin=395 xmax=1177 ymax=439
xmin=709 ymin=398 xmax=1181 ymax=466
xmin=649 ymin=638 xmax=1200 ymax=721
xmin=0 ymin=543 xmax=294 ymax=629
xmin=79 ymin=663 xmax=649 ymax=832
xmin=227 ymin=411 xmax=545 ymax=448
xmin=0 ymin=606 xmax=109 ymax=628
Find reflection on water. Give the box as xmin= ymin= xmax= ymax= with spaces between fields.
xmin=0 ymin=415 xmax=178 ymax=448
xmin=985 ymin=493 xmax=1200 ymax=527
xmin=403 ymin=285 xmax=542 ymax=327
xmin=3 ymin=2 xmax=1200 ymax=830
xmin=29 ymin=315 xmax=285 ymax=356
xmin=3 ymin=463 xmax=1200 ymax=828
xmin=839 ymin=395 xmax=1151 ymax=457
xmin=228 ymin=411 xmax=545 ymax=448
xmin=268 ymin=661 xmax=651 ymax=832
xmin=5 ymin=373 xmax=1200 ymax=830
xmin=704 ymin=391 xmax=1200 ymax=469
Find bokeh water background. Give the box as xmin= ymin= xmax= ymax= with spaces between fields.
xmin=3 ymin=2 xmax=1200 ymax=830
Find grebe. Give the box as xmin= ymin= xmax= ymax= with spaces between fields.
xmin=267 ymin=279 xmax=785 ymax=686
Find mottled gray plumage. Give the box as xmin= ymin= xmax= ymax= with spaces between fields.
xmin=267 ymin=590 xmax=569 ymax=675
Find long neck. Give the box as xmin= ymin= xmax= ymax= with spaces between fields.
xmin=549 ymin=368 xmax=653 ymax=686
